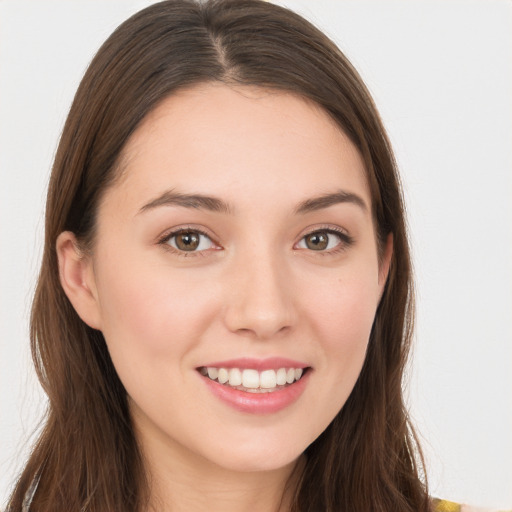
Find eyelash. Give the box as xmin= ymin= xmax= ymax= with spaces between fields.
xmin=299 ymin=226 xmax=355 ymax=256
xmin=157 ymin=225 xmax=354 ymax=257
xmin=157 ymin=226 xmax=217 ymax=258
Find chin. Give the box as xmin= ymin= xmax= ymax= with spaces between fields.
xmin=201 ymin=434 xmax=308 ymax=474
xmin=217 ymin=454 xmax=301 ymax=474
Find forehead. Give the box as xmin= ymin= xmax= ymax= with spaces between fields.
xmin=108 ymin=83 xmax=370 ymax=213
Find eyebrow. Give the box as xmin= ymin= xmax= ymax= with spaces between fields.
xmin=138 ymin=188 xmax=367 ymax=216
xmin=138 ymin=189 xmax=232 ymax=215
xmin=294 ymin=190 xmax=368 ymax=214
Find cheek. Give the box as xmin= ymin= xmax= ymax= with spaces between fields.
xmin=94 ymin=256 xmax=220 ymax=367
xmin=309 ymin=272 xmax=379 ymax=347
xmin=302 ymin=269 xmax=379 ymax=402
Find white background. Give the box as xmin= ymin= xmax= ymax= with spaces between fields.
xmin=1 ymin=0 xmax=511 ymax=508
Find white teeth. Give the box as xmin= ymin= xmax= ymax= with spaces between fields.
xmin=201 ymin=366 xmax=306 ymax=391
xmin=260 ymin=369 xmax=277 ymax=388
xmin=242 ymin=369 xmax=260 ymax=389
xmin=218 ymin=368 xmax=229 ymax=384
xmin=207 ymin=367 xmax=218 ymax=380
xmin=276 ymin=368 xmax=287 ymax=386
xmin=228 ymin=368 xmax=242 ymax=386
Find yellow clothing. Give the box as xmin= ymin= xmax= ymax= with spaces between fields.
xmin=433 ymin=498 xmax=512 ymax=512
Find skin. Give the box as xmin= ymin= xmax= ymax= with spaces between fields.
xmin=57 ymin=83 xmax=392 ymax=512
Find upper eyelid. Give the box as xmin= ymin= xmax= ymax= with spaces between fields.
xmin=158 ymin=225 xmax=218 ymax=244
xmin=297 ymin=224 xmax=352 ymax=240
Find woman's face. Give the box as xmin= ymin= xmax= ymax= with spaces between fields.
xmin=69 ymin=84 xmax=390 ymax=474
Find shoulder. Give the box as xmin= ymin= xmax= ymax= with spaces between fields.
xmin=433 ymin=499 xmax=512 ymax=512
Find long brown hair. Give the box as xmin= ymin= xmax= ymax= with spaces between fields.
xmin=7 ymin=1 xmax=430 ymax=510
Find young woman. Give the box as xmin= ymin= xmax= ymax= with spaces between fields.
xmin=6 ymin=0 xmax=433 ymax=510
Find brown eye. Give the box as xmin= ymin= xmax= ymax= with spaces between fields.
xmin=167 ymin=230 xmax=214 ymax=252
xmin=304 ymin=232 xmax=329 ymax=250
xmin=175 ymin=231 xmax=200 ymax=251
xmin=297 ymin=230 xmax=347 ymax=252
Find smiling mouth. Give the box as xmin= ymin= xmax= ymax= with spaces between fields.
xmin=198 ymin=366 xmax=308 ymax=393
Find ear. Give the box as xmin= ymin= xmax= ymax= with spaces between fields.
xmin=378 ymin=233 xmax=393 ymax=299
xmin=56 ymin=231 xmax=102 ymax=330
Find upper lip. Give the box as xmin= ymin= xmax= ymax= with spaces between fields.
xmin=198 ymin=357 xmax=310 ymax=372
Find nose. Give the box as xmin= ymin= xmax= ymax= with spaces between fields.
xmin=223 ymin=248 xmax=297 ymax=340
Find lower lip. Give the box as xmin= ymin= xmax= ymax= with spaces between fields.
xmin=200 ymin=370 xmax=310 ymax=414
